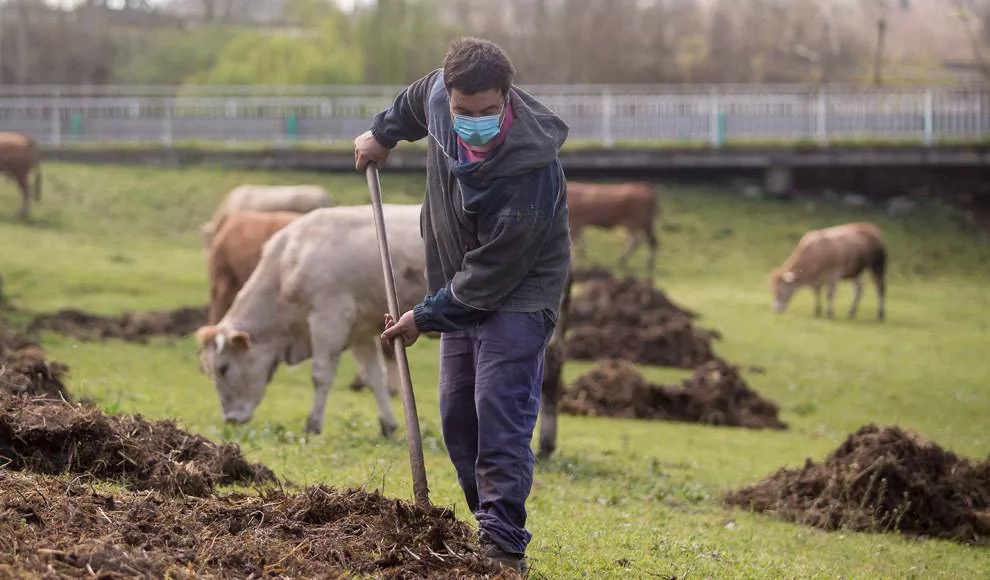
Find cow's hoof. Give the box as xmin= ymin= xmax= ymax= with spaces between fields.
xmin=349 ymin=376 xmax=365 ymax=391
xmin=305 ymin=416 xmax=323 ymax=435
xmin=380 ymin=419 xmax=398 ymax=439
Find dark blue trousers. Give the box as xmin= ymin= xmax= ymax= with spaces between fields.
xmin=438 ymin=309 xmax=553 ymax=556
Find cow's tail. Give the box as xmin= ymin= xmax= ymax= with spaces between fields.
xmin=871 ymin=244 xmax=887 ymax=279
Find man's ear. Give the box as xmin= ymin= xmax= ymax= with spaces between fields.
xmin=229 ymin=330 xmax=252 ymax=351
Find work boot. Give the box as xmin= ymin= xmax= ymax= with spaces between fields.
xmin=479 ymin=535 xmax=528 ymax=575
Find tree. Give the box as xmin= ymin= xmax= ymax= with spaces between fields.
xmin=187 ymin=7 xmax=363 ymax=85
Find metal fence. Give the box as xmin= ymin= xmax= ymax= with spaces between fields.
xmin=1 ymin=85 xmax=988 ymax=147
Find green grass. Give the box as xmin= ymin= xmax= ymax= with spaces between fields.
xmin=2 ymin=162 xmax=989 ymax=578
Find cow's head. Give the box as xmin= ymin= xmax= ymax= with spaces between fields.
xmin=770 ymin=268 xmax=799 ymax=313
xmin=195 ymin=325 xmax=280 ymax=425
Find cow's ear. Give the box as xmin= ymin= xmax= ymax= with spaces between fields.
xmin=229 ymin=330 xmax=252 ymax=351
xmin=195 ymin=326 xmax=219 ymax=347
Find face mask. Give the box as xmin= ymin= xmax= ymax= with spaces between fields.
xmin=452 ymin=104 xmax=504 ymax=147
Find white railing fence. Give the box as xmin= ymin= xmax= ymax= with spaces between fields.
xmin=1 ymin=85 xmax=987 ymax=147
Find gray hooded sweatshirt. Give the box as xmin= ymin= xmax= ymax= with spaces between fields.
xmin=370 ymin=68 xmax=571 ymax=333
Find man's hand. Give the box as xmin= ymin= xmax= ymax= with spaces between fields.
xmin=381 ymin=310 xmax=421 ymax=347
xmin=354 ymin=130 xmax=391 ymax=171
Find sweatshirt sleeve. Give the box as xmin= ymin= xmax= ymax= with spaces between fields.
xmin=369 ymin=69 xmax=439 ymax=148
xmin=411 ymin=164 xmax=566 ymax=333
xmin=412 ymin=283 xmax=489 ymax=333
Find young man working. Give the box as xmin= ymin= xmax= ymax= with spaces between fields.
xmin=353 ymin=37 xmax=571 ymax=572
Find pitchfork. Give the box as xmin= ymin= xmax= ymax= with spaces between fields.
xmin=364 ymin=163 xmax=431 ymax=509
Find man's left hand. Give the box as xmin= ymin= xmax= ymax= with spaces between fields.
xmin=381 ymin=310 xmax=421 ymax=346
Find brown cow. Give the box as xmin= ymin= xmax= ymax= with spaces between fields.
xmin=770 ymin=222 xmax=887 ymax=321
xmin=566 ymin=181 xmax=660 ymax=281
xmin=0 ymin=132 xmax=42 ymax=220
xmin=207 ymin=210 xmax=304 ymax=325
xmin=206 ymin=209 xmax=397 ymax=396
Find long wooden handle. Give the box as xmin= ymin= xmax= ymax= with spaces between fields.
xmin=365 ymin=163 xmax=431 ymax=509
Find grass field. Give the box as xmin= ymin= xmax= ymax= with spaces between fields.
xmin=1 ymin=162 xmax=988 ymax=578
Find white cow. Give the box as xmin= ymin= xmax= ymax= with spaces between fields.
xmin=194 ymin=203 xmax=427 ymax=437
xmin=200 ymin=184 xmax=332 ymax=252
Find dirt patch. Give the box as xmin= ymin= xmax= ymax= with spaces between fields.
xmin=565 ymin=273 xmax=722 ymax=368
xmin=0 ymin=470 xmax=517 ymax=579
xmin=560 ymin=358 xmax=787 ymax=430
xmin=0 ymin=326 xmax=71 ymax=401
xmin=724 ymin=424 xmax=990 ymax=546
xmin=0 ymin=394 xmax=276 ymax=498
xmin=0 ymin=325 xmax=514 ymax=578
xmin=26 ymin=305 xmax=207 ymax=344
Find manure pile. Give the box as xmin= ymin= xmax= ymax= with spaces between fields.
xmin=724 ymin=424 xmax=990 ymax=546
xmin=560 ymin=358 xmax=787 ymax=430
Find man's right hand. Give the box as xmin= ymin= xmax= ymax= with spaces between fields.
xmin=354 ymin=130 xmax=391 ymax=171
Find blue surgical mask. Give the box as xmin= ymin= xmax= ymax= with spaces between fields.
xmin=452 ymin=104 xmax=504 ymax=147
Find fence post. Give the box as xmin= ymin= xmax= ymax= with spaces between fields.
xmin=601 ymin=89 xmax=614 ymax=148
xmin=979 ymin=90 xmax=986 ymax=141
xmin=923 ymin=88 xmax=934 ymax=146
xmin=816 ymin=88 xmax=828 ymax=146
xmin=50 ymin=93 xmax=62 ymax=147
xmin=69 ymin=112 xmax=82 ymax=143
xmin=286 ymin=112 xmax=299 ymax=143
xmin=163 ymin=99 xmax=173 ymax=148
xmin=709 ymin=89 xmax=723 ymax=148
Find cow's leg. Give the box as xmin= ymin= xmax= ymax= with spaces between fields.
xmin=539 ymin=274 xmax=572 ymax=460
xmin=306 ymin=314 xmax=352 ymax=435
xmin=348 ymin=374 xmax=366 ymax=392
xmin=351 ymin=339 xmax=398 ymax=438
xmin=825 ymin=276 xmax=839 ymax=320
xmin=871 ymin=248 xmax=888 ymax=322
xmin=16 ymin=172 xmax=31 ymax=220
xmin=573 ymin=227 xmax=587 ymax=262
xmin=813 ymin=285 xmax=823 ymax=318
xmin=351 ymin=334 xmax=398 ymax=397
xmin=848 ymin=276 xmax=864 ymax=319
xmin=538 ymin=339 xmax=565 ymax=460
xmin=383 ymin=343 xmax=400 ymax=397
xmin=617 ymin=230 xmax=643 ymax=270
xmin=645 ymin=226 xmax=659 ymax=285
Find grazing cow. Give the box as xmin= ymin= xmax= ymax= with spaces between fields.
xmin=194 ymin=204 xmax=426 ymax=437
xmin=200 ymin=184 xmax=332 ymax=253
xmin=770 ymin=222 xmax=887 ymax=321
xmin=0 ymin=132 xmax=42 ymax=220
xmin=206 ymin=208 xmax=401 ymax=398
xmin=566 ymin=181 xmax=660 ymax=281
xmin=536 ymin=270 xmax=574 ymax=460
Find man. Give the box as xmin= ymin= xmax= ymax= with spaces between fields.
xmin=353 ymin=37 xmax=570 ymax=573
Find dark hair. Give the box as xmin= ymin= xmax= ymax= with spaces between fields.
xmin=442 ymin=37 xmax=515 ymax=96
